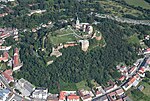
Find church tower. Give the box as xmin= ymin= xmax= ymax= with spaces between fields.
xmin=76 ymin=17 xmax=80 ymax=26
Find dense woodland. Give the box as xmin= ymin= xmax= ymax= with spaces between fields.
xmin=0 ymin=0 xmax=150 ymax=93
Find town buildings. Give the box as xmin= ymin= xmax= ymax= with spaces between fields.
xmin=15 ymin=78 xmax=35 ymax=96
xmin=0 ymin=88 xmax=10 ymax=101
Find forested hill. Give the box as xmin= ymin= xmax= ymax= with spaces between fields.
xmin=14 ymin=19 xmax=150 ymax=93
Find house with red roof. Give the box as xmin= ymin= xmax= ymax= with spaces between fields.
xmin=59 ymin=91 xmax=78 ymax=101
xmin=0 ymin=52 xmax=9 ymax=62
xmin=143 ymin=48 xmax=150 ymax=54
xmin=78 ymin=89 xmax=94 ymax=101
xmin=107 ymin=91 xmax=117 ymax=101
xmin=115 ymin=88 xmax=124 ymax=96
xmin=93 ymin=86 xmax=105 ymax=97
xmin=128 ymin=66 xmax=137 ymax=75
xmin=59 ymin=91 xmax=66 ymax=101
xmin=67 ymin=94 xmax=80 ymax=101
xmin=118 ymin=76 xmax=125 ymax=82
xmin=0 ymin=46 xmax=11 ymax=51
xmin=123 ymin=75 xmax=140 ymax=91
xmin=0 ymin=32 xmax=10 ymax=39
xmin=104 ymin=84 xmax=118 ymax=93
xmin=13 ymin=48 xmax=23 ymax=71
xmin=2 ymin=69 xmax=14 ymax=83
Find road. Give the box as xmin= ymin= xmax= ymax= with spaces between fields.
xmin=0 ymin=74 xmax=30 ymax=101
xmin=95 ymin=14 xmax=150 ymax=26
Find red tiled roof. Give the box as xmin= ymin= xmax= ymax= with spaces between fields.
xmin=3 ymin=52 xmax=8 ymax=59
xmin=59 ymin=91 xmax=66 ymax=100
xmin=0 ymin=52 xmax=9 ymax=61
xmin=2 ymin=71 xmax=14 ymax=82
xmin=13 ymin=55 xmax=19 ymax=67
xmin=4 ymin=69 xmax=13 ymax=76
xmin=128 ymin=77 xmax=136 ymax=85
xmin=146 ymin=48 xmax=150 ymax=51
xmin=96 ymin=90 xmax=102 ymax=95
xmin=129 ymin=66 xmax=136 ymax=73
xmin=67 ymin=94 xmax=79 ymax=100
xmin=119 ymin=76 xmax=125 ymax=81
xmin=107 ymin=91 xmax=116 ymax=97
xmin=82 ymin=94 xmax=91 ymax=100
xmin=15 ymin=48 xmax=19 ymax=54
xmin=116 ymin=88 xmax=124 ymax=95
xmin=139 ymin=67 xmax=145 ymax=73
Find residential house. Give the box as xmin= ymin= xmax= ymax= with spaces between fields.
xmin=0 ymin=46 xmax=11 ymax=51
xmin=32 ymin=87 xmax=48 ymax=100
xmin=143 ymin=48 xmax=150 ymax=54
xmin=78 ymin=89 xmax=94 ymax=101
xmin=67 ymin=94 xmax=80 ymax=101
xmin=104 ymin=84 xmax=118 ymax=93
xmin=2 ymin=69 xmax=14 ymax=83
xmin=123 ymin=75 xmax=140 ymax=91
xmin=93 ymin=86 xmax=105 ymax=97
xmin=13 ymin=48 xmax=23 ymax=71
xmin=107 ymin=92 xmax=117 ymax=101
xmin=115 ymin=88 xmax=124 ymax=96
xmin=0 ymin=52 xmax=9 ymax=62
xmin=59 ymin=91 xmax=77 ymax=101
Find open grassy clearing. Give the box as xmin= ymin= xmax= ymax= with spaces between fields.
xmin=76 ymin=80 xmax=90 ymax=90
xmin=49 ymin=34 xmax=76 ymax=45
xmin=99 ymin=0 xmax=143 ymax=17
xmin=59 ymin=81 xmax=77 ymax=91
xmin=124 ymin=0 xmax=150 ymax=9
xmin=127 ymin=34 xmax=140 ymax=45
xmin=54 ymin=27 xmax=74 ymax=36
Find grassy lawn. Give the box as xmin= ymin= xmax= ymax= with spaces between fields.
xmin=124 ymin=0 xmax=150 ymax=9
xmin=140 ymin=81 xmax=150 ymax=96
xmin=49 ymin=27 xmax=79 ymax=45
xmin=49 ymin=34 xmax=76 ymax=45
xmin=60 ymin=81 xmax=77 ymax=91
xmin=54 ymin=27 xmax=74 ymax=36
xmin=128 ymin=34 xmax=140 ymax=45
xmin=76 ymin=80 xmax=90 ymax=90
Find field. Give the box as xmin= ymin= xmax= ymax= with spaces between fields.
xmin=59 ymin=81 xmax=77 ymax=91
xmin=99 ymin=0 xmax=143 ymax=17
xmin=141 ymin=81 xmax=150 ymax=96
xmin=124 ymin=0 xmax=150 ymax=9
xmin=49 ymin=27 xmax=78 ymax=45
xmin=76 ymin=80 xmax=90 ymax=90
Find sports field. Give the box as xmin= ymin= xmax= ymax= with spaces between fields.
xmin=124 ymin=0 xmax=150 ymax=9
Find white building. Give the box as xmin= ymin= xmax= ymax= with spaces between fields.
xmin=32 ymin=88 xmax=48 ymax=100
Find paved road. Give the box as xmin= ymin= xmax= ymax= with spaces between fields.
xmin=95 ymin=14 xmax=150 ymax=26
